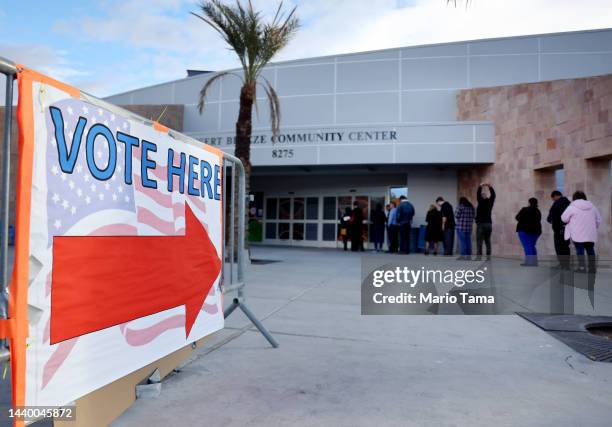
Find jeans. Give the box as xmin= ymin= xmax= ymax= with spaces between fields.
xmin=518 ymin=231 xmax=539 ymax=265
xmin=442 ymin=228 xmax=455 ymax=256
xmin=476 ymin=223 xmax=492 ymax=256
xmin=399 ymin=223 xmax=411 ymax=254
xmin=574 ymin=241 xmax=596 ymax=271
xmin=553 ymin=229 xmax=570 ymax=268
xmin=456 ymin=230 xmax=472 ymax=257
xmin=388 ymin=225 xmax=399 ymax=253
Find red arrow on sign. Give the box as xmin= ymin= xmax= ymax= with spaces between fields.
xmin=50 ymin=204 xmax=222 ymax=345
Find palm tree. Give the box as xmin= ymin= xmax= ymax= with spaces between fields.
xmin=191 ymin=0 xmax=299 ymax=201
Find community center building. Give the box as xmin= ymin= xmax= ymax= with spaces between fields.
xmin=104 ymin=28 xmax=612 ymax=256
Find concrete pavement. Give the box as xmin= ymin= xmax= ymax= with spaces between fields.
xmin=112 ymin=246 xmax=612 ymax=427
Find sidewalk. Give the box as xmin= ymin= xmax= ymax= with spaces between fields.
xmin=113 ymin=247 xmax=612 ymax=427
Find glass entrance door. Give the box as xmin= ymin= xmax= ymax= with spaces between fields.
xmin=263 ymin=194 xmax=386 ymax=248
xmin=264 ymin=196 xmax=320 ymax=246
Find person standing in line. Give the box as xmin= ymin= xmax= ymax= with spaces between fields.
xmin=339 ymin=207 xmax=352 ymax=251
xmin=515 ymin=197 xmax=542 ymax=266
xmin=561 ymin=191 xmax=602 ymax=273
xmin=547 ymin=190 xmax=571 ymax=268
xmin=350 ymin=201 xmax=364 ymax=252
xmin=475 ymin=183 xmax=495 ymax=259
xmin=424 ymin=204 xmax=443 ymax=255
xmin=387 ymin=201 xmax=399 ymax=253
xmin=371 ymin=203 xmax=387 ymax=252
xmin=436 ymin=197 xmax=455 ymax=256
xmin=455 ymin=197 xmax=475 ymax=260
xmin=396 ymin=196 xmax=415 ymax=254
xmin=384 ymin=203 xmax=391 ymax=250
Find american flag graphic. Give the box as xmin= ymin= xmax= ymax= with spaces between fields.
xmin=39 ymin=99 xmax=221 ymax=388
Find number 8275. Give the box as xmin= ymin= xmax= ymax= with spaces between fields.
xmin=271 ymin=149 xmax=294 ymax=159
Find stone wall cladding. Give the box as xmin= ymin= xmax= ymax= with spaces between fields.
xmin=457 ymin=74 xmax=612 ymax=256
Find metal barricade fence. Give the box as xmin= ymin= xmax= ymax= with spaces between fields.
xmin=0 ymin=57 xmax=15 ymax=361
xmin=0 ymin=56 xmax=277 ymax=365
xmin=220 ymin=154 xmax=278 ymax=348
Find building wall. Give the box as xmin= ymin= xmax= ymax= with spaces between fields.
xmin=106 ymin=28 xmax=612 ymax=134
xmin=457 ymin=74 xmax=612 ymax=256
xmin=104 ymin=28 xmax=612 ymax=167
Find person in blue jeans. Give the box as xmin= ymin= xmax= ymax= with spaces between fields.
xmin=396 ymin=196 xmax=415 ymax=254
xmin=515 ymin=197 xmax=542 ymax=266
xmin=455 ymin=197 xmax=475 ymax=260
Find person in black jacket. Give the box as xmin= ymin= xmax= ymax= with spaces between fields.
xmin=339 ymin=207 xmax=352 ymax=251
xmin=396 ymin=196 xmax=415 ymax=254
xmin=370 ymin=204 xmax=386 ymax=252
xmin=475 ymin=183 xmax=495 ymax=259
xmin=350 ymin=201 xmax=364 ymax=252
xmin=436 ymin=196 xmax=455 ymax=255
xmin=424 ymin=204 xmax=443 ymax=255
xmin=547 ymin=190 xmax=571 ymax=268
xmin=515 ymin=198 xmax=542 ymax=266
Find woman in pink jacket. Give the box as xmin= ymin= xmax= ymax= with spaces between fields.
xmin=561 ymin=191 xmax=602 ymax=272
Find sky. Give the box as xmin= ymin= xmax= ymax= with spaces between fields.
xmin=1 ymin=0 xmax=612 ymax=98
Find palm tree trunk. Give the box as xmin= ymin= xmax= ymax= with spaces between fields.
xmin=232 ymin=83 xmax=255 ymax=259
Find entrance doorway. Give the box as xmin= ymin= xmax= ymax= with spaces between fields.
xmin=263 ymin=194 xmax=385 ymax=248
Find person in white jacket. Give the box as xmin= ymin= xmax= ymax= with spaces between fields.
xmin=561 ymin=191 xmax=602 ymax=272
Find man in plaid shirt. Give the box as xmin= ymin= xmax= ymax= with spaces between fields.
xmin=455 ymin=197 xmax=476 ymax=259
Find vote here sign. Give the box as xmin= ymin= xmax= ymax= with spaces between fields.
xmin=9 ymin=67 xmax=224 ymax=410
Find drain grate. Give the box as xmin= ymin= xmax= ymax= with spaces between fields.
xmin=517 ymin=313 xmax=612 ymax=362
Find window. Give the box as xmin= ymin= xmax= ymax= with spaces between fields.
xmin=279 ymin=223 xmax=290 ymax=240
xmin=265 ymin=222 xmax=277 ymax=239
xmin=555 ymin=169 xmax=565 ymax=194
xmin=293 ymin=198 xmax=304 ymax=220
xmin=305 ymin=223 xmax=318 ymax=241
xmin=322 ymin=223 xmax=336 ymax=241
xmin=279 ymin=198 xmax=291 ymax=220
xmin=306 ymin=197 xmax=319 ymax=220
xmin=389 ymin=186 xmax=407 ymax=201
xmin=293 ymin=223 xmax=304 ymax=240
xmin=323 ymin=197 xmax=336 ymax=220
xmin=265 ymin=198 xmax=278 ymax=220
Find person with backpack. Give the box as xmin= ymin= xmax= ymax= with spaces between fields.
xmin=339 ymin=207 xmax=352 ymax=251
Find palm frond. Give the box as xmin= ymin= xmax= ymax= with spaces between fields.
xmin=259 ymin=77 xmax=280 ymax=137
xmin=197 ymin=71 xmax=243 ymax=113
xmin=194 ymin=1 xmax=299 ymax=135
